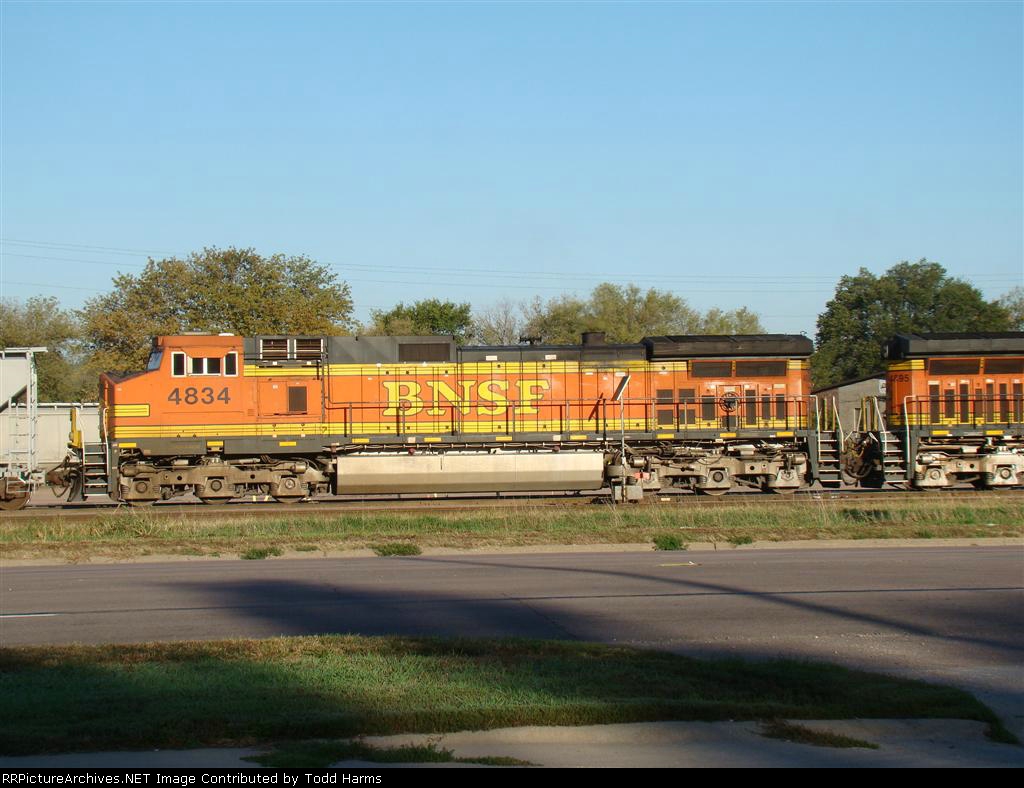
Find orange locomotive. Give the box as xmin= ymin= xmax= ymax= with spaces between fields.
xmin=52 ymin=332 xmax=817 ymax=505
xmin=843 ymin=333 xmax=1024 ymax=489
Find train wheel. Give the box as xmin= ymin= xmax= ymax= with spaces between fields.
xmin=0 ymin=493 xmax=29 ymax=511
xmin=272 ymin=495 xmax=304 ymax=505
xmin=695 ymin=487 xmax=729 ymax=496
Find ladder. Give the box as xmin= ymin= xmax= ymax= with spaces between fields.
xmin=2 ymin=349 xmax=41 ymax=486
xmin=815 ymin=396 xmax=844 ymax=489
xmin=79 ymin=441 xmax=111 ymax=500
xmin=875 ymin=398 xmax=907 ymax=483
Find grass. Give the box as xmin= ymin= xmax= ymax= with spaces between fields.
xmin=246 ymin=740 xmax=533 ymax=768
xmin=372 ymin=542 xmax=422 ymax=557
xmin=0 ymin=635 xmax=1014 ymax=756
xmin=1 ymin=497 xmax=1021 ymax=562
xmin=240 ymin=546 xmax=283 ymax=560
xmin=760 ymin=719 xmax=879 ymax=749
xmin=653 ymin=533 xmax=687 ymax=551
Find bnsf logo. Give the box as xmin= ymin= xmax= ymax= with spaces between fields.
xmin=382 ymin=380 xmax=551 ymax=416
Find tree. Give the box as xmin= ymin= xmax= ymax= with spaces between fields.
xmin=472 ymin=298 xmax=526 ymax=345
xmin=367 ymin=299 xmax=474 ymax=343
xmin=521 ymin=283 xmax=765 ymax=344
xmin=698 ymin=306 xmax=765 ymax=334
xmin=0 ymin=297 xmax=92 ymax=401
xmin=997 ymin=286 xmax=1024 ymax=330
xmin=79 ymin=247 xmax=353 ymax=372
xmin=521 ymin=294 xmax=590 ymax=344
xmin=812 ymin=260 xmax=1011 ymax=388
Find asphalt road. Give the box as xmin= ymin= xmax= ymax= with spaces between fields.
xmin=2 ymin=545 xmax=1023 ymax=737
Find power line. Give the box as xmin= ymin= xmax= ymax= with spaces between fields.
xmin=3 ymin=237 xmax=1019 ymax=286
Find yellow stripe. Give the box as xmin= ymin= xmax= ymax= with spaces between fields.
xmin=570 ymin=434 xmax=588 ymax=440
xmin=117 ymin=442 xmax=137 ymax=448
xmin=424 ymin=437 xmax=441 ymax=443
xmin=655 ymin=433 xmax=674 ymax=439
xmin=986 ymin=430 xmax=1005 ymax=436
xmin=243 ymin=360 xmax=691 ymax=377
xmin=887 ymin=360 xmax=925 ymax=371
xmin=495 ymin=436 xmax=513 ymax=442
xmin=931 ymin=430 xmax=949 ymax=436
xmin=720 ymin=432 xmax=737 ymax=438
xmin=278 ymin=441 xmax=297 ymax=447
xmin=206 ymin=440 xmax=224 ymax=447
xmin=112 ymin=404 xmax=150 ymax=417
xmin=351 ymin=438 xmax=370 ymax=444
xmin=776 ymin=431 xmax=794 ymax=437
xmin=111 ymin=417 xmax=811 ymax=439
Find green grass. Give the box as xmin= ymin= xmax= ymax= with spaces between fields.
xmin=2 ymin=497 xmax=1021 ymax=561
xmin=0 ymin=635 xmax=1013 ymax=755
xmin=371 ymin=542 xmax=422 ymax=557
xmin=653 ymin=533 xmax=687 ymax=551
xmin=240 ymin=546 xmax=283 ymax=560
xmin=760 ymin=719 xmax=879 ymax=749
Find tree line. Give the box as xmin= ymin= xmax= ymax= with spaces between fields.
xmin=1 ymin=246 xmax=1021 ymax=401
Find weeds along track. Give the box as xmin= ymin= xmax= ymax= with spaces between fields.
xmin=7 ymin=487 xmax=1024 ymax=524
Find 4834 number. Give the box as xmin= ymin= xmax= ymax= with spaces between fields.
xmin=167 ymin=387 xmax=231 ymax=405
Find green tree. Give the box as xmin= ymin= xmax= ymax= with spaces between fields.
xmin=0 ymin=297 xmax=92 ymax=401
xmin=698 ymin=306 xmax=765 ymax=334
xmin=585 ymin=283 xmax=700 ymax=343
xmin=521 ymin=283 xmax=765 ymax=344
xmin=79 ymin=247 xmax=353 ymax=372
xmin=812 ymin=260 xmax=1011 ymax=388
xmin=997 ymin=286 xmax=1024 ymax=330
xmin=521 ymin=294 xmax=590 ymax=344
xmin=367 ymin=299 xmax=474 ymax=343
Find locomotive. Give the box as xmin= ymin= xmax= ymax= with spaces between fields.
xmin=842 ymin=332 xmax=1024 ymax=489
xmin=3 ymin=330 xmax=1020 ymax=510
xmin=31 ymin=331 xmax=816 ymax=507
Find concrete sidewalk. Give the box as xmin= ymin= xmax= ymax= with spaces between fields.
xmin=1 ymin=719 xmax=1021 ymax=768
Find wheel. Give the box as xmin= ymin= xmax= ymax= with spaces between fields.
xmin=695 ymin=487 xmax=729 ymax=496
xmin=0 ymin=494 xmax=29 ymax=511
xmin=272 ymin=496 xmax=305 ymax=505
xmin=768 ymin=486 xmax=797 ymax=495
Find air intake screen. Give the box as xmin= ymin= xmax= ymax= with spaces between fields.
xmin=399 ymin=343 xmax=450 ymax=362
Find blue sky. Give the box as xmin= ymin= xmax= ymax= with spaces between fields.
xmin=1 ymin=0 xmax=1021 ymax=335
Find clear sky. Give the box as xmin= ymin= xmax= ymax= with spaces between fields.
xmin=1 ymin=0 xmax=1021 ymax=336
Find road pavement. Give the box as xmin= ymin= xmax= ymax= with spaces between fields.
xmin=2 ymin=543 xmax=1022 ymax=766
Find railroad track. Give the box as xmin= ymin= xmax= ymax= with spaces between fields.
xmin=5 ymin=486 xmax=1022 ymax=522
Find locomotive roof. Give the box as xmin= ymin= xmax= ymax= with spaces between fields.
xmin=885 ymin=332 xmax=1024 ymax=359
xmin=459 ymin=342 xmax=646 ymax=363
xmin=642 ymin=334 xmax=814 ymax=359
